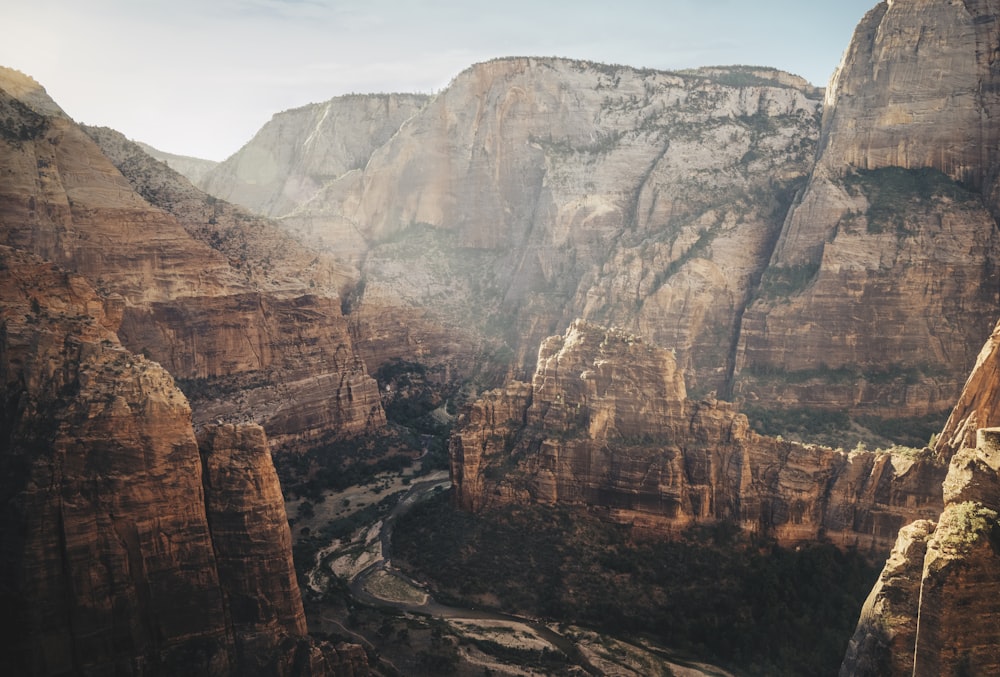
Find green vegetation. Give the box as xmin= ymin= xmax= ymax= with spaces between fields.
xmin=0 ymin=96 xmax=48 ymax=144
xmin=844 ymin=167 xmax=981 ymax=235
xmin=938 ymin=502 xmax=1000 ymax=553
xmin=745 ymin=404 xmax=947 ymax=449
xmin=393 ymin=491 xmax=879 ymax=677
xmin=274 ymin=426 xmax=441 ymax=505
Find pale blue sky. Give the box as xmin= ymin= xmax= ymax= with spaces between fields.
xmin=2 ymin=0 xmax=879 ymax=161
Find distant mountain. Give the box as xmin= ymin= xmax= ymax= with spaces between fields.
xmin=137 ymin=140 xmax=218 ymax=183
xmin=199 ymin=93 xmax=430 ymax=217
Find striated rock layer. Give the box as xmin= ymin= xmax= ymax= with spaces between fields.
xmin=0 ymin=67 xmax=384 ymax=448
xmin=211 ymin=45 xmax=1000 ymax=434
xmin=0 ymin=246 xmax=369 ymax=675
xmin=451 ymin=321 xmax=945 ymax=554
xmin=934 ymin=318 xmax=1000 ymax=458
xmin=273 ymin=59 xmax=824 ymax=393
xmin=734 ymin=0 xmax=1000 ymax=423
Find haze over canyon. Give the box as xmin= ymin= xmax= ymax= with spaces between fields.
xmin=4 ymin=0 xmax=1000 ymax=675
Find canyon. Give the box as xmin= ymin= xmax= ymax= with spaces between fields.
xmin=3 ymin=0 xmax=1000 ymax=674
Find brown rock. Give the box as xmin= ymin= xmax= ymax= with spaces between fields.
xmin=452 ymin=320 xmax=945 ymax=553
xmin=935 ymin=319 xmax=1000 ymax=459
xmin=199 ymin=423 xmax=308 ymax=671
xmin=842 ymin=425 xmax=1000 ymax=676
xmin=0 ymin=67 xmax=385 ymax=448
xmin=0 ymin=246 xmax=369 ymax=675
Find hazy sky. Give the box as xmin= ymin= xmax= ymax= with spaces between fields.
xmin=2 ymin=0 xmax=879 ymax=161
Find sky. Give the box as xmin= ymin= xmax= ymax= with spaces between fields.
xmin=2 ymin=0 xmax=879 ymax=162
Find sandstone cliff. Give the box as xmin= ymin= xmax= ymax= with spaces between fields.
xmin=733 ymin=0 xmax=1000 ymax=428
xmin=451 ymin=321 xmax=945 ymax=554
xmin=206 ymin=46 xmax=1000 ymax=442
xmin=0 ymin=245 xmax=368 ymax=676
xmin=278 ymin=59 xmax=823 ymax=393
xmin=0 ymin=66 xmax=384 ymax=448
xmin=934 ymin=318 xmax=1000 ymax=458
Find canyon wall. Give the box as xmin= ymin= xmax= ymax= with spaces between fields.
xmin=451 ymin=321 xmax=946 ymax=555
xmin=196 ymin=41 xmax=1000 ymax=440
xmin=733 ymin=0 xmax=1000 ymax=424
xmin=0 ymin=67 xmax=385 ymax=449
xmin=281 ymin=60 xmax=826 ymax=395
xmin=0 ymin=245 xmax=368 ymax=676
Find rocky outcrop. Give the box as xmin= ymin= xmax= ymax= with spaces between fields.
xmin=451 ymin=321 xmax=945 ymax=553
xmin=0 ymin=67 xmax=384 ymax=448
xmin=0 ymin=245 xmax=368 ymax=676
xmin=840 ymin=428 xmax=1000 ymax=676
xmin=817 ymin=0 xmax=1000 ymax=197
xmin=199 ymin=93 xmax=429 ymax=218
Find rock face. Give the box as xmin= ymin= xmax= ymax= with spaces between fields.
xmin=934 ymin=318 xmax=1000 ymax=459
xmin=451 ymin=321 xmax=945 ymax=554
xmin=733 ymin=0 xmax=1000 ymax=424
xmin=204 ymin=44 xmax=1000 ymax=439
xmin=137 ymin=141 xmax=218 ymax=184
xmin=0 ymin=66 xmax=384 ymax=449
xmin=281 ymin=59 xmax=824 ymax=392
xmin=817 ymin=0 xmax=1000 ymax=197
xmin=0 ymin=246 xmax=368 ymax=676
xmin=840 ymin=429 xmax=1000 ymax=676
xmin=199 ymin=93 xmax=430 ymax=218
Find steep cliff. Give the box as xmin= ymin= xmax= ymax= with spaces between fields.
xmin=0 ymin=67 xmax=384 ymax=448
xmin=734 ymin=0 xmax=1000 ymax=428
xmin=934 ymin=318 xmax=1000 ymax=458
xmin=0 ymin=245 xmax=368 ymax=676
xmin=280 ymin=59 xmax=823 ymax=391
xmin=207 ymin=44 xmax=1000 ymax=440
xmin=840 ymin=428 xmax=1000 ymax=676
xmin=200 ymin=93 xmax=430 ymax=218
xmin=451 ymin=321 xmax=945 ymax=554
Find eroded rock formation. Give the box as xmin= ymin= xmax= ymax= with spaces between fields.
xmin=840 ymin=429 xmax=1000 ymax=676
xmin=200 ymin=41 xmax=1000 ymax=437
xmin=0 ymin=246 xmax=368 ymax=675
xmin=451 ymin=321 xmax=945 ymax=554
xmin=0 ymin=67 xmax=384 ymax=449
